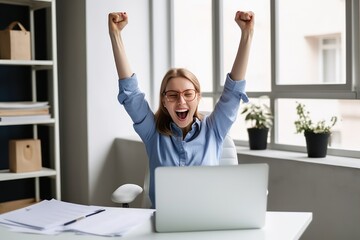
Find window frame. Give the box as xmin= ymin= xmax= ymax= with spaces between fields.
xmin=168 ymin=0 xmax=360 ymax=159
xmin=268 ymin=0 xmax=359 ymax=158
xmin=272 ymin=0 xmax=356 ymax=93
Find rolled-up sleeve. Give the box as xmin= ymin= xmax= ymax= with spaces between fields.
xmin=117 ymin=74 xmax=156 ymax=141
xmin=224 ymin=73 xmax=249 ymax=103
xmin=207 ymin=74 xmax=249 ymax=140
xmin=118 ymin=74 xmax=140 ymax=104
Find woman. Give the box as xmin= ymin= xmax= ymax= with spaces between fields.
xmin=109 ymin=10 xmax=254 ymax=208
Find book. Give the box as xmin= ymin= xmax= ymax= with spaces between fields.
xmin=0 ymin=101 xmax=50 ymax=118
xmin=0 ymin=101 xmax=49 ymax=109
xmin=0 ymin=115 xmax=51 ymax=123
xmin=0 ymin=107 xmax=49 ymax=116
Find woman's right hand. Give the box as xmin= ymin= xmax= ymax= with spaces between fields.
xmin=108 ymin=12 xmax=128 ymax=35
xmin=108 ymin=11 xmax=133 ymax=79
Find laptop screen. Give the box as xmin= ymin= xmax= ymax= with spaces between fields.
xmin=154 ymin=164 xmax=269 ymax=232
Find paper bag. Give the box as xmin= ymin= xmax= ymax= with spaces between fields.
xmin=0 ymin=21 xmax=31 ymax=60
xmin=9 ymin=139 xmax=42 ymax=173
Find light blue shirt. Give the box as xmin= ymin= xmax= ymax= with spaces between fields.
xmin=118 ymin=73 xmax=248 ymax=208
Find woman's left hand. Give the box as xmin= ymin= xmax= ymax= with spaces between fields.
xmin=235 ymin=11 xmax=255 ymax=32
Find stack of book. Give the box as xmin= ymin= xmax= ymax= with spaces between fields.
xmin=0 ymin=102 xmax=51 ymax=122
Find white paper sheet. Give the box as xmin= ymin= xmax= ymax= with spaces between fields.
xmin=0 ymin=200 xmax=155 ymax=237
xmin=1 ymin=199 xmax=101 ymax=230
xmin=65 ymin=207 xmax=155 ymax=237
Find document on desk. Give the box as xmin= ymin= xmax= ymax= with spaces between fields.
xmin=64 ymin=207 xmax=155 ymax=236
xmin=0 ymin=199 xmax=101 ymax=230
xmin=0 ymin=199 xmax=154 ymax=237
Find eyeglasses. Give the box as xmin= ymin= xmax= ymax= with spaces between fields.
xmin=163 ymin=89 xmax=197 ymax=102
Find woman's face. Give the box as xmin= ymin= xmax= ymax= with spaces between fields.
xmin=163 ymin=77 xmax=200 ymax=132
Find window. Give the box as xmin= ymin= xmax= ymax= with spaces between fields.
xmin=171 ymin=0 xmax=359 ymax=158
xmin=172 ymin=0 xmax=213 ymax=92
xmin=276 ymin=0 xmax=346 ymax=85
xmin=277 ymin=99 xmax=360 ymax=151
xmin=319 ymin=36 xmax=342 ymax=83
xmin=222 ymin=0 xmax=271 ymax=92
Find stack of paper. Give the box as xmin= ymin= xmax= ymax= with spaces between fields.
xmin=0 ymin=101 xmax=51 ymax=122
xmin=0 ymin=199 xmax=154 ymax=237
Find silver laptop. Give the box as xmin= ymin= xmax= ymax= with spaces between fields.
xmin=154 ymin=163 xmax=269 ymax=232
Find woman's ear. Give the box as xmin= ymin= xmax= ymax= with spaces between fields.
xmin=197 ymin=92 xmax=202 ymax=102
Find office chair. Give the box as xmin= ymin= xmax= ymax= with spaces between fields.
xmin=111 ymin=134 xmax=238 ymax=208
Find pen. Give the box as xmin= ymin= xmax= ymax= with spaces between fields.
xmin=63 ymin=209 xmax=105 ymax=226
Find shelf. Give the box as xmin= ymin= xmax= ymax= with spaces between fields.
xmin=0 ymin=118 xmax=55 ymax=126
xmin=0 ymin=167 xmax=57 ymax=181
xmin=0 ymin=60 xmax=53 ymax=69
xmin=0 ymin=0 xmax=60 ymax=203
xmin=0 ymin=0 xmax=51 ymax=10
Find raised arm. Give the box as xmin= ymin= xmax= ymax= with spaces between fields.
xmin=108 ymin=12 xmax=133 ymax=80
xmin=230 ymin=11 xmax=255 ymax=81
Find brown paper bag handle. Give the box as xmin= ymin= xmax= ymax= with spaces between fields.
xmin=7 ymin=21 xmax=28 ymax=32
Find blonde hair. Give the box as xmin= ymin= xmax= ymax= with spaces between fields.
xmin=154 ymin=68 xmax=203 ymax=136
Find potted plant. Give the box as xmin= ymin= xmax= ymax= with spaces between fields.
xmin=241 ymin=97 xmax=273 ymax=150
xmin=294 ymin=102 xmax=337 ymax=158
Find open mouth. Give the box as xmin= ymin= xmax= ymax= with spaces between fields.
xmin=176 ymin=110 xmax=189 ymax=120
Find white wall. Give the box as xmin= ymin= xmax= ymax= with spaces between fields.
xmin=86 ymin=0 xmax=151 ymax=205
xmin=238 ymin=154 xmax=360 ymax=240
xmin=58 ymin=0 xmax=170 ymax=206
xmin=57 ymin=0 xmax=160 ymax=205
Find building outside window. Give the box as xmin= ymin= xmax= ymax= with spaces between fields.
xmin=318 ymin=35 xmax=342 ymax=84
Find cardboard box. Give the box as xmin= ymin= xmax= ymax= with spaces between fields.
xmin=0 ymin=21 xmax=31 ymax=60
xmin=9 ymin=139 xmax=42 ymax=173
xmin=0 ymin=198 xmax=37 ymax=214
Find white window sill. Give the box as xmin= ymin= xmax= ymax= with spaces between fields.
xmin=118 ymin=135 xmax=360 ymax=169
xmin=236 ymin=146 xmax=360 ymax=169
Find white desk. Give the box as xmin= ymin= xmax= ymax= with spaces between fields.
xmin=0 ymin=211 xmax=312 ymax=240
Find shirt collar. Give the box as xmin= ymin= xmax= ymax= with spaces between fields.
xmin=170 ymin=117 xmax=201 ymax=140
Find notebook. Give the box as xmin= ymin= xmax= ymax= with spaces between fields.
xmin=154 ymin=163 xmax=269 ymax=232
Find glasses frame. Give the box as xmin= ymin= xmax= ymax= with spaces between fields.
xmin=163 ymin=89 xmax=198 ymax=102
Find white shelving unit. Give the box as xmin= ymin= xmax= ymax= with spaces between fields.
xmin=0 ymin=0 xmax=60 ymax=203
